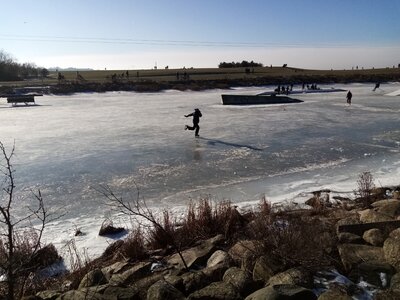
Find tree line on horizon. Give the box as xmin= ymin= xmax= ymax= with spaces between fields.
xmin=218 ymin=60 xmax=263 ymax=68
xmin=0 ymin=50 xmax=49 ymax=81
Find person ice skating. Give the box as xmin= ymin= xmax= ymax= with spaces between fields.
xmin=185 ymin=108 xmax=202 ymax=137
xmin=346 ymin=90 xmax=352 ymax=105
xmin=373 ymin=82 xmax=380 ymax=91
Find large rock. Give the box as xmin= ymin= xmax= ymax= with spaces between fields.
xmin=373 ymin=199 xmax=400 ymax=217
xmin=207 ymin=250 xmax=232 ymax=269
xmin=188 ymin=282 xmax=241 ymax=300
xmin=78 ymin=268 xmax=108 ymax=289
xmin=223 ymin=267 xmax=258 ymax=297
xmin=266 ymin=268 xmax=313 ymax=288
xmin=358 ymin=209 xmax=393 ymax=223
xmin=203 ymin=250 xmax=233 ymax=281
xmin=371 ymin=199 xmax=400 ymax=208
xmin=164 ymin=273 xmax=184 ymax=290
xmin=317 ymin=288 xmax=352 ymax=300
xmin=35 ymin=290 xmax=62 ymax=300
xmin=337 ymin=244 xmax=384 ymax=272
xmin=131 ymin=272 xmax=165 ymax=299
xmin=390 ymin=272 xmax=400 ymax=291
xmin=245 ymin=284 xmax=316 ymax=300
xmin=57 ymin=290 xmax=105 ymax=300
xmin=109 ymin=261 xmax=152 ymax=286
xmin=181 ymin=271 xmax=211 ymax=294
xmin=168 ymin=234 xmax=224 ymax=270
xmin=373 ymin=289 xmax=400 ymax=299
xmin=101 ymin=261 xmax=131 ymax=281
xmin=362 ymin=228 xmax=384 ymax=246
xmin=228 ymin=240 xmax=261 ymax=268
xmin=337 ymin=232 xmax=363 ymax=244
xmin=103 ymin=286 xmax=140 ymax=300
xmin=79 ymin=285 xmax=109 ymax=295
xmin=146 ymin=280 xmax=186 ymax=300
xmin=252 ymin=255 xmax=284 ymax=284
xmin=383 ymin=228 xmax=400 ymax=270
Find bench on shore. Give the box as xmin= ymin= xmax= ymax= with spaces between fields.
xmin=7 ymin=95 xmax=36 ymax=106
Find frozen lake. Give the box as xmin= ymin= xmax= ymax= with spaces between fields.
xmin=1 ymin=82 xmax=400 ymax=257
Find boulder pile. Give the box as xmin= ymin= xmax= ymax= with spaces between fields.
xmin=23 ymin=188 xmax=400 ymax=299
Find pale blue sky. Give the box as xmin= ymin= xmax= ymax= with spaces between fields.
xmin=1 ymin=0 xmax=399 ymax=70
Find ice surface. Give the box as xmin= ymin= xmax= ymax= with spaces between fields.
xmin=1 ymin=82 xmax=400 ymax=260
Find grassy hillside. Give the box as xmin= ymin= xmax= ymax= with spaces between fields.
xmin=47 ymin=66 xmax=400 ymax=83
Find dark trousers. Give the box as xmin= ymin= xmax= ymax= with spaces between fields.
xmin=187 ymin=123 xmax=200 ymax=136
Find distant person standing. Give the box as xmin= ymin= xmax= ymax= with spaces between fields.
xmin=185 ymin=108 xmax=202 ymax=137
xmin=346 ymin=90 xmax=352 ymax=105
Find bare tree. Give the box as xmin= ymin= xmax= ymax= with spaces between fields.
xmin=355 ymin=171 xmax=375 ymax=207
xmin=0 ymin=142 xmax=63 ymax=299
xmin=96 ymin=184 xmax=189 ymax=270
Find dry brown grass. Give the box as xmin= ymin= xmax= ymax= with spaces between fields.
xmin=119 ymin=227 xmax=148 ymax=261
xmin=179 ymin=199 xmax=245 ymax=244
xmin=0 ymin=229 xmax=62 ymax=298
xmin=248 ymin=199 xmax=337 ymax=270
xmin=148 ymin=210 xmax=176 ymax=250
xmin=146 ymin=198 xmax=246 ymax=251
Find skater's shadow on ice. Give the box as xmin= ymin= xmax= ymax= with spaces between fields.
xmin=200 ymin=137 xmax=262 ymax=151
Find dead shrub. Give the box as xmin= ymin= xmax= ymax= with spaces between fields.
xmin=0 ymin=230 xmax=62 ymax=298
xmin=148 ymin=210 xmax=176 ymax=250
xmin=0 ymin=228 xmax=58 ymax=275
xmin=119 ymin=227 xmax=148 ymax=261
xmin=101 ymin=240 xmax=124 ymax=260
xmin=0 ymin=230 xmax=37 ymax=273
xmin=248 ymin=210 xmax=337 ymax=270
xmin=27 ymin=244 xmax=61 ymax=271
xmin=355 ymin=171 xmax=375 ymax=207
xmin=62 ymin=239 xmax=92 ymax=290
xmin=259 ymin=196 xmax=272 ymax=217
xmin=177 ymin=198 xmax=244 ymax=246
xmin=145 ymin=199 xmax=246 ymax=251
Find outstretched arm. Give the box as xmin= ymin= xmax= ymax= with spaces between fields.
xmin=185 ymin=113 xmax=193 ymax=117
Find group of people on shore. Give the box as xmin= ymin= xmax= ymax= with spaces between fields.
xmin=274 ymin=84 xmax=294 ymax=94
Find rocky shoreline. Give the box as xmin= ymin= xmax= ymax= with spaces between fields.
xmin=20 ymin=184 xmax=400 ymax=300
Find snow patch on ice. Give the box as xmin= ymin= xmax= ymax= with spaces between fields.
xmin=385 ymin=89 xmax=400 ymax=96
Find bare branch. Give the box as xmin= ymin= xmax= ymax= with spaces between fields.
xmin=96 ymin=183 xmax=189 ymax=270
xmin=0 ymin=141 xmax=64 ymax=299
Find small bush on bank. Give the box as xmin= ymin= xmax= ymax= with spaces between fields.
xmin=145 ymin=198 xmax=246 ymax=251
xmin=355 ymin=171 xmax=376 ymax=207
xmin=0 ymin=230 xmax=62 ymax=298
xmin=148 ymin=209 xmax=176 ymax=250
xmin=178 ymin=199 xmax=245 ymax=246
xmin=247 ymin=199 xmax=337 ymax=271
xmin=119 ymin=227 xmax=148 ymax=261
